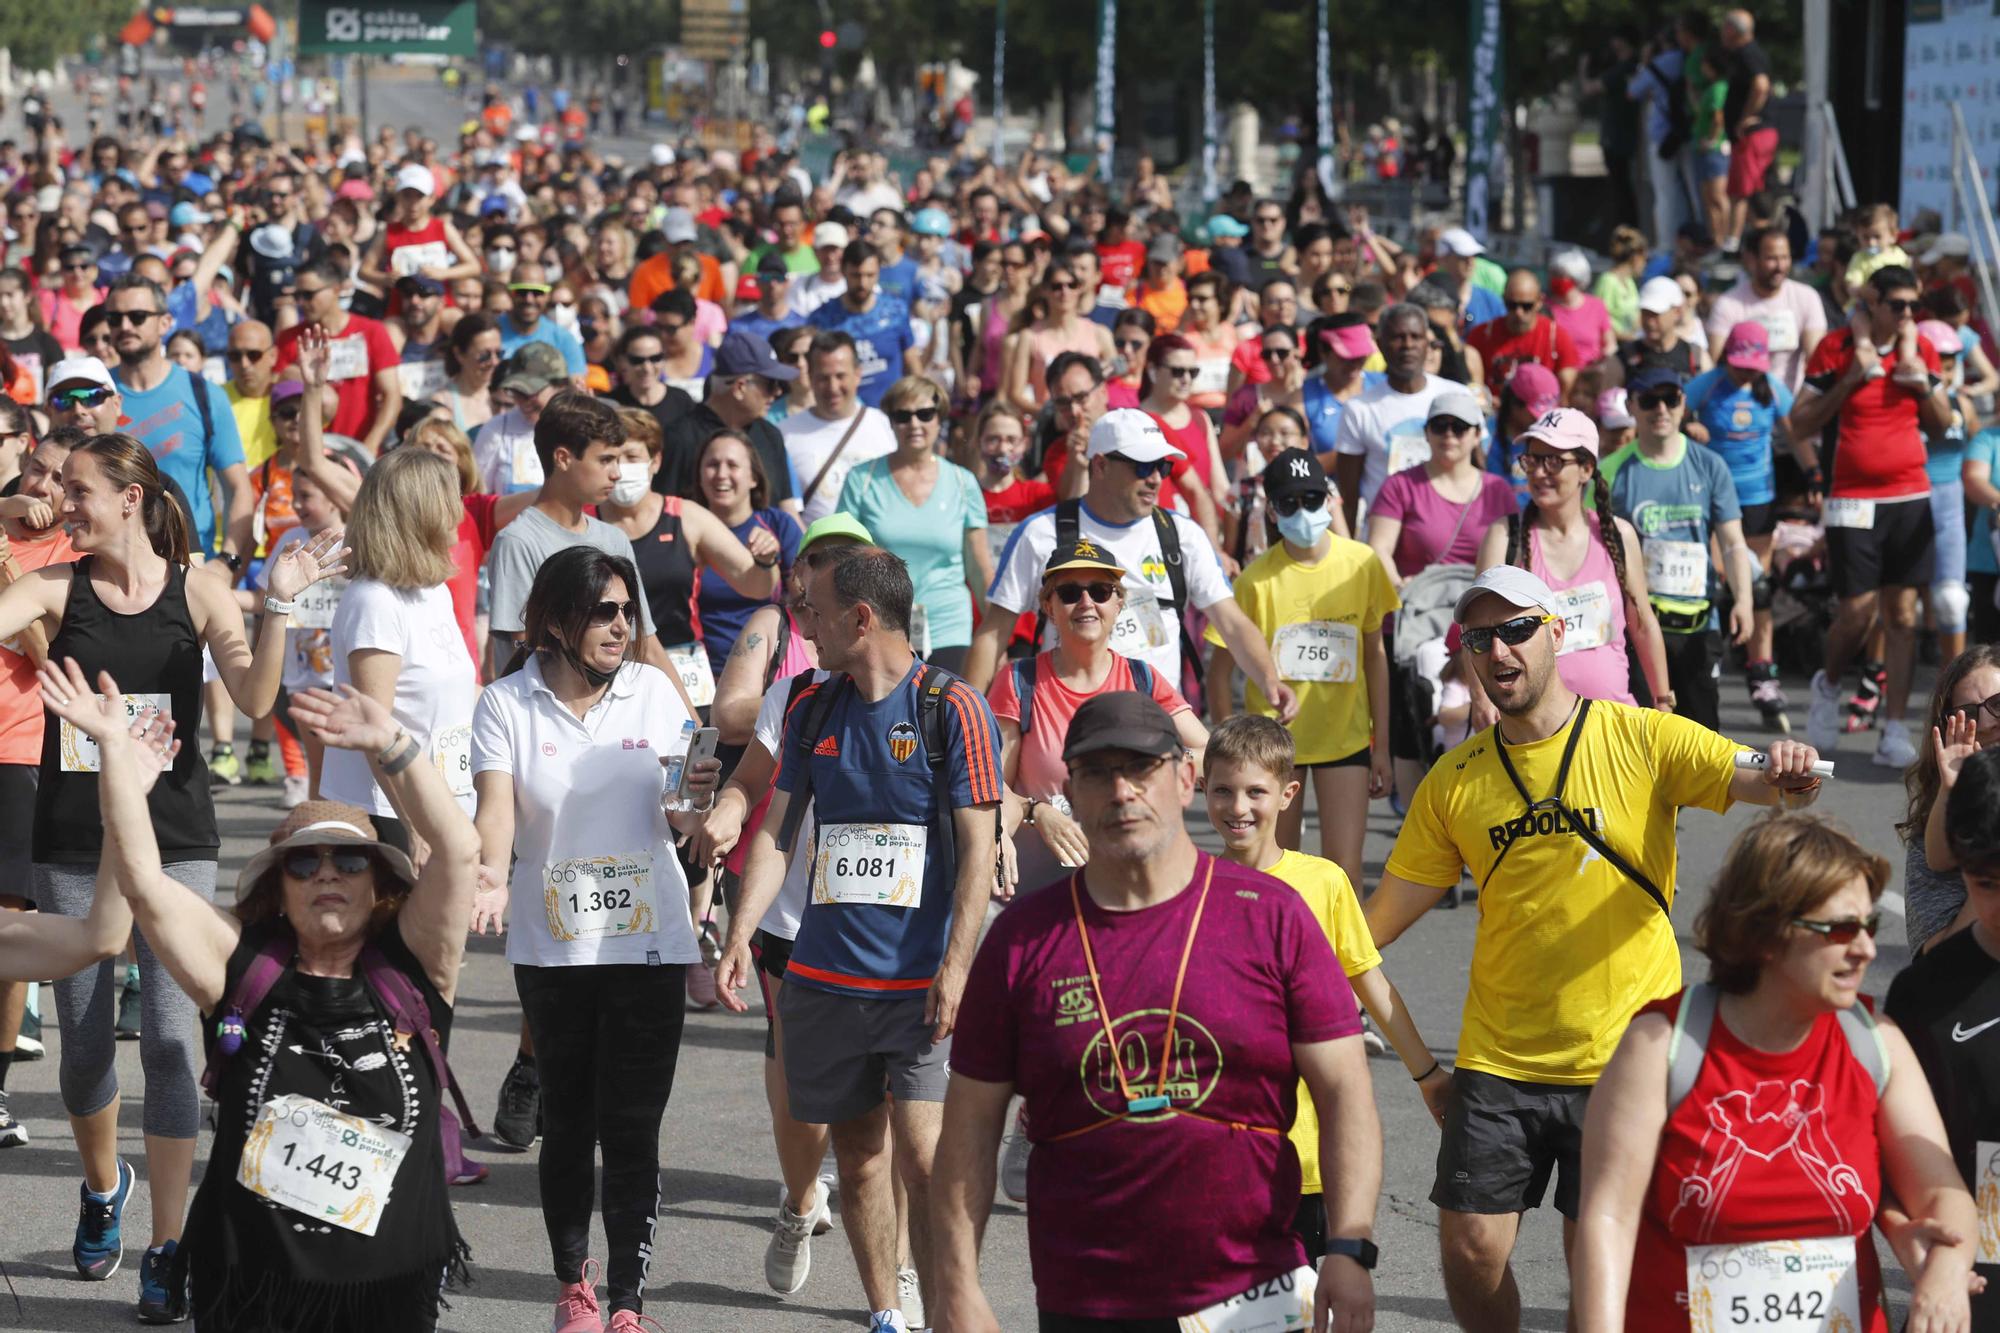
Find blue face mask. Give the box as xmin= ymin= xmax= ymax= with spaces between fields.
xmin=1275 ymin=502 xmax=1333 ymax=548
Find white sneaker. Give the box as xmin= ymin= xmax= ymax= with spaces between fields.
xmin=1361 ymin=1025 xmax=1387 ymax=1057
xmin=999 ymin=1107 xmax=1031 ymax=1203
xmin=1806 ymin=670 xmax=1844 ymax=754
xmin=867 ymin=1312 xmax=909 ymax=1333
xmin=776 ymin=1173 xmax=834 ymax=1234
xmin=764 ymin=1179 xmax=831 ymax=1294
xmin=280 ymin=775 xmax=309 ymax=810
xmin=1874 ymin=719 xmax=1919 ymax=770
xmin=897 ymin=1266 xmax=924 ymax=1330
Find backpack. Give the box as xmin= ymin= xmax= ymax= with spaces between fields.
xmin=200 ymin=934 xmax=483 ymax=1184
xmin=1043 ymin=498 xmax=1205 ymax=710
xmin=1008 ymin=652 xmax=1153 ymax=735
xmin=1648 ymin=55 xmax=1693 ymax=161
xmin=1665 ymin=982 xmax=1888 ymax=1112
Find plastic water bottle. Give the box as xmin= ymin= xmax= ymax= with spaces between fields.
xmin=661 ymin=719 xmax=699 ymax=814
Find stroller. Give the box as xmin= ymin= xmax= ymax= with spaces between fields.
xmin=1392 ymin=563 xmax=1478 ymax=767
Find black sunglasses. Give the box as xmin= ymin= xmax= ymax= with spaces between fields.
xmin=1165 ymin=365 xmax=1201 ymax=381
xmin=1271 ymin=491 xmax=1328 ymax=517
xmin=888 ymin=406 xmax=940 ymax=425
xmin=1506 ymin=300 xmax=1539 ymax=313
xmin=1051 ymin=580 xmax=1120 ymax=605
xmin=1261 ymin=347 xmax=1294 ymax=362
xmin=1791 ymin=913 xmax=1881 ymax=944
xmin=104 ymin=309 xmax=161 ymax=326
xmin=625 ymin=352 xmax=666 ymax=366
xmin=1114 ymin=338 xmax=1148 ymax=352
xmin=587 ymin=599 xmax=639 ymax=627
xmin=226 ymin=347 xmax=271 ymax=362
xmin=272 ymin=403 xmax=304 ymax=421
xmin=283 ymin=846 xmax=373 ymax=879
xmin=1949 ymin=691 xmax=2000 ymax=724
xmin=1881 ymin=298 xmax=1918 ymax=315
xmin=1428 ymin=417 xmax=1477 ymax=435
xmin=1111 ymin=455 xmax=1173 ymax=479
xmin=1461 ymin=613 xmax=1553 ymax=656
xmin=62 ymin=261 xmax=95 ymax=272
xmin=1634 ymin=389 xmax=1683 ymax=411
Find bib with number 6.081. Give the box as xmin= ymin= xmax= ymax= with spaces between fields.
xmin=813 ymin=823 xmax=926 ymax=907
xmin=236 ymin=1093 xmax=412 ymax=1237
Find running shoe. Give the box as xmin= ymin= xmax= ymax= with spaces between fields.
xmin=764 ymin=1178 xmax=831 ymax=1294
xmin=208 ymin=745 xmax=241 ymax=786
xmin=1844 ymin=662 xmax=1885 ymax=733
xmin=1874 ymin=719 xmax=1919 ymax=771
xmin=1360 ymin=1014 xmax=1388 ymax=1056
xmin=15 ymin=997 xmax=42 ymax=1060
xmin=448 ymin=1156 xmax=489 ymax=1186
xmin=491 ymin=1056 xmax=540 ymax=1148
xmin=606 ymin=1313 xmax=666 ymax=1332
xmin=73 ymin=1157 xmax=134 ymax=1280
xmin=137 ymin=1238 xmax=188 ymax=1323
xmin=867 ymin=1312 xmax=910 ymax=1333
xmin=242 ymin=746 xmax=277 ymax=785
xmin=553 ymin=1258 xmax=604 ymax=1333
xmin=1805 ymin=670 xmax=1843 ymax=755
xmin=999 ymin=1107 xmax=1031 ymax=1203
xmin=897 ymin=1266 xmax=924 ymax=1330
xmin=280 ymin=774 xmax=310 ymax=810
xmin=0 ymin=1089 xmax=27 ymax=1148
xmin=1746 ymin=661 xmax=1790 ymax=734
xmin=115 ymin=964 xmax=142 ymax=1041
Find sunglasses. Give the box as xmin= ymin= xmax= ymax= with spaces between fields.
xmin=1002 ymin=259 xmax=1031 ymax=270
xmin=1165 ymin=365 xmax=1201 ymax=381
xmin=510 ymin=282 xmax=552 ymax=296
xmin=1949 ymin=691 xmax=2000 ymax=724
xmin=1114 ymin=338 xmax=1148 ymax=352
xmin=1272 ymin=491 xmax=1328 ymax=517
xmin=1881 ymin=298 xmax=1918 ymax=315
xmin=626 ymin=352 xmax=666 ymax=366
xmin=104 ymin=309 xmax=161 ymax=327
xmin=1051 ymin=580 xmax=1120 ymax=606
xmin=1428 ymin=418 xmax=1477 ymax=435
xmin=587 ymin=599 xmax=639 ymax=627
xmin=283 ymin=846 xmax=373 ymax=879
xmin=474 ymin=348 xmax=502 ymax=363
xmin=656 ymin=321 xmax=688 ymax=335
xmin=293 ymin=284 xmax=329 ymax=299
xmin=1113 ymin=455 xmax=1174 ymax=479
xmin=1634 ymin=389 xmax=1683 ymax=411
xmin=272 ymin=403 xmax=304 ymax=421
xmin=1520 ymin=450 xmax=1580 ymax=474
xmin=888 ymin=406 xmax=940 ymax=425
xmin=1047 ymin=280 xmax=1080 ymax=292
xmin=62 ymin=261 xmax=95 ymax=272
xmin=1461 ymin=613 xmax=1554 ymax=655
xmin=1791 ymin=913 xmax=1881 ymax=944
xmin=226 ymin=347 xmax=271 ymax=362
xmin=51 ymin=386 xmax=114 ymax=409
xmin=1506 ymin=300 xmax=1540 ymax=313
xmin=1261 ymin=347 xmax=1294 ymax=362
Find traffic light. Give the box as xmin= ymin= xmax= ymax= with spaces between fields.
xmin=819 ymin=28 xmax=836 ymax=48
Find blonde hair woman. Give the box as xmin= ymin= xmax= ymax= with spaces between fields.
xmin=399 ymin=417 xmax=538 ymax=669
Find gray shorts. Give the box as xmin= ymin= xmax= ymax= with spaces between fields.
xmin=779 ymin=984 xmax=951 ymax=1124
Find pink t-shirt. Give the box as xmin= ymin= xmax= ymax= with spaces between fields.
xmin=1369 ymin=468 xmax=1520 ymax=577
xmin=1527 ymin=512 xmax=1634 ymax=705
xmin=952 ymin=851 xmax=1362 ymax=1320
xmin=1703 ymin=278 xmax=1828 ymax=392
xmin=1549 ymin=294 xmax=1614 ymax=362
xmin=986 ymin=650 xmax=1191 ymax=803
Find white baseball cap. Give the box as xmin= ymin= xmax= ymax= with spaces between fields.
xmin=1087 ymin=408 xmax=1185 ymax=464
xmin=394 ymin=163 xmax=436 ymax=197
xmin=46 ymin=355 xmax=116 ymax=397
xmin=649 ymin=143 xmax=677 ymax=167
xmin=813 ymin=221 xmax=851 ymax=250
xmin=1438 ymin=226 xmax=1485 ymax=258
xmin=1638 ymin=275 xmax=1686 ymax=314
xmin=1454 ymin=565 xmax=1561 ymax=623
xmin=1921 ymin=233 xmax=1971 ymax=266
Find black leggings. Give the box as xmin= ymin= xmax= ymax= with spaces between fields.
xmin=516 ymin=962 xmax=689 ymax=1314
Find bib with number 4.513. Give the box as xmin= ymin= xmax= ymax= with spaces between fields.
xmin=1178 ymin=1263 xmax=1317 ymax=1333
xmin=61 ymin=693 xmax=171 ymax=772
xmin=1274 ymin=620 xmax=1358 ymax=683
xmin=812 ymin=823 xmax=926 ymax=907
xmin=1684 ymin=1235 xmax=1861 ymax=1333
xmin=544 ymin=850 xmax=659 ymax=941
xmin=236 ymin=1093 xmax=412 ymax=1237
xmin=289 ymin=577 xmax=347 ymax=631
xmin=665 ymin=643 xmax=716 ymax=709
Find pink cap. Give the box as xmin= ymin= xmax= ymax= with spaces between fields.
xmin=1320 ymin=323 xmax=1378 ymax=362
xmin=1723 ymin=321 xmax=1771 ymax=371
xmin=1507 ymin=362 xmax=1562 ymax=416
xmin=1917 ymin=318 xmax=1962 ymax=356
xmin=335 ymin=178 xmax=376 ymax=202
xmin=1517 ymin=406 xmax=1602 ymax=459
xmin=1595 ymin=388 xmax=1635 ymax=430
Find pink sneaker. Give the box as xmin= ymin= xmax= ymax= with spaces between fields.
xmin=607 ymin=1312 xmax=667 ymax=1332
xmin=553 ymin=1258 xmax=604 ymax=1333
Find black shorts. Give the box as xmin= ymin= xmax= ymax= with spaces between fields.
xmin=1388 ymin=660 xmax=1425 ymax=761
xmin=1301 ymin=746 xmax=1371 ymax=771
xmin=1039 ymin=1315 xmax=1177 ymax=1333
xmin=1825 ymin=494 xmax=1935 ymax=599
xmin=1431 ymin=1068 xmax=1591 ymax=1218
xmin=0 ymin=764 xmax=36 ymax=905
xmin=751 ymin=929 xmax=794 ymax=1059
xmin=1737 ymin=501 xmax=1775 ymax=538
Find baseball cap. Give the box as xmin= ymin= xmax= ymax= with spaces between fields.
xmin=1506 ymin=363 xmax=1562 ymax=416
xmin=396 ymin=272 xmax=445 ymax=298
xmin=1595 ymin=388 xmax=1636 ymax=431
xmin=1921 ymin=233 xmax=1971 ymax=266
xmin=911 ymin=207 xmax=951 ymax=238
xmin=335 ymin=177 xmax=376 ymax=203
xmin=270 ymin=379 xmax=307 ymax=404
xmin=755 ymin=250 xmax=792 ymax=281
xmin=1722 ymin=321 xmax=1771 ymax=371
xmin=1320 ymin=320 xmax=1378 ymax=362
xmin=1207 ymin=214 xmax=1250 ymax=239
xmin=1145 ymin=235 xmax=1182 ymax=265
xmin=1516 ymin=406 xmax=1602 ymax=458
xmin=813 ymin=221 xmax=850 ymax=250
xmin=46 ymin=356 xmax=116 ymax=396
xmin=735 ymin=274 xmax=762 ymax=303
xmin=1454 ymin=565 xmax=1562 ymax=623
xmin=168 ymin=201 xmax=211 ymax=229
xmin=1437 ymin=226 xmax=1485 ymax=258
xmin=1426 ymin=389 xmax=1485 ymax=431
xmin=799 ymin=512 xmax=873 ymax=554
xmin=479 ymin=194 xmax=513 ymax=219
xmin=1637 ymin=275 xmax=1685 ymax=314
xmin=394 ymin=163 xmax=436 ymax=197
xmin=1087 ymin=408 xmax=1185 ymax=464
xmin=1062 ymin=691 xmax=1184 ymax=764
xmin=1043 ymin=536 xmax=1127 ymax=581
xmin=497 ymin=342 xmax=569 ymax=395
xmin=649 ymin=144 xmax=676 ymax=167
xmin=713 ymin=328 xmax=800 ymax=382
xmin=1261 ymin=448 xmax=1331 ymax=503
xmin=1918 ymin=318 xmax=1963 ymax=356
xmin=662 ymin=207 xmax=698 ymax=244
xmin=1628 ymin=365 xmax=1686 ymax=395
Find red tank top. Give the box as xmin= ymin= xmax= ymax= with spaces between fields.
xmin=1626 ymin=991 xmax=1889 ymax=1333
xmin=382 ymin=217 xmax=450 ymax=315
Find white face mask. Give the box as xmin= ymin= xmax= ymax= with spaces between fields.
xmin=610 ymin=461 xmax=649 ymax=506
xmin=486 ymin=248 xmax=516 ymax=276
xmin=549 ymin=302 xmax=579 ymax=334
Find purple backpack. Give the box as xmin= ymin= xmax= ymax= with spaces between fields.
xmin=200 ymin=935 xmax=483 ymax=1182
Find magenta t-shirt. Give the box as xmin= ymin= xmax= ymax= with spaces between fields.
xmin=1550 ymin=294 xmax=1614 ymax=362
xmin=1369 ymin=467 xmax=1519 ymax=577
xmin=952 ymin=852 xmax=1362 ymax=1320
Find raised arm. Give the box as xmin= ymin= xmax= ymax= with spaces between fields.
xmin=293 ymin=326 xmax=362 ymax=510
xmin=198 ymin=526 xmax=348 ymax=718
xmin=685 ymin=501 xmax=780 ymax=601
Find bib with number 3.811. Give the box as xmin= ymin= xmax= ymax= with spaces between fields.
xmin=812 ymin=823 xmax=926 ymax=907
xmin=1643 ymin=538 xmax=1710 ymax=601
xmin=430 ymin=724 xmax=473 ymax=797
xmin=1177 ymin=1263 xmax=1317 ymax=1333
xmin=665 ymin=643 xmax=716 ymax=709
xmin=61 ymin=693 xmax=171 ymax=772
xmin=544 ymin=851 xmax=658 ymax=941
xmin=1684 ymin=1236 xmax=1860 ymax=1333
xmin=236 ymin=1093 xmax=412 ymax=1237
xmin=1273 ymin=620 xmax=1358 ymax=683
xmin=1553 ymin=582 xmax=1613 ymax=654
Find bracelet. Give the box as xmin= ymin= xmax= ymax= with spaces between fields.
xmin=376 ymin=731 xmax=419 ymax=774
xmin=263 ymin=595 xmax=297 ymax=616
xmin=753 ymin=553 xmax=779 ymax=569
xmin=1413 ymin=1060 xmax=1442 ymax=1083
xmin=1022 ymin=798 xmax=1038 ymax=827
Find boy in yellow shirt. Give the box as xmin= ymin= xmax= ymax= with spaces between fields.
xmin=1203 ymin=714 xmax=1450 ymax=1257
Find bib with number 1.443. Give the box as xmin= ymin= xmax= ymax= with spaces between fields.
xmin=812 ymin=823 xmax=926 ymax=907
xmin=545 ymin=850 xmax=659 ymax=941
xmin=1684 ymin=1236 xmax=1861 ymax=1333
xmin=61 ymin=693 xmax=171 ymax=772
xmin=236 ymin=1093 xmax=412 ymax=1237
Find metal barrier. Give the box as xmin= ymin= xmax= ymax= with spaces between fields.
xmin=1948 ymin=102 xmax=2000 ymax=346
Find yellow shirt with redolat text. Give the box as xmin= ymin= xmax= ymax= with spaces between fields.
xmin=1265 ymin=849 xmax=1380 ymax=1196
xmin=1384 ymin=702 xmax=1740 ymax=1086
xmin=1203 ymin=535 xmax=1399 ymax=764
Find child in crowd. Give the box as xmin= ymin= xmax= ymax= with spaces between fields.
xmin=256 ymin=467 xmax=346 ymax=806
xmin=1841 ymin=203 xmax=1910 ymax=307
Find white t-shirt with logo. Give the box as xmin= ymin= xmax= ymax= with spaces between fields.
xmin=1333 ymin=374 xmax=1468 ymax=505
xmin=780 ymin=405 xmax=897 ymax=525
xmin=751 ymin=669 xmax=827 ymax=942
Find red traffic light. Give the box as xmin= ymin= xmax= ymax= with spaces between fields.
xmin=819 ymin=28 xmax=837 ymax=48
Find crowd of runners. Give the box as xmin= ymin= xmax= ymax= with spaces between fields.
xmin=0 ymin=23 xmax=1995 ymax=1333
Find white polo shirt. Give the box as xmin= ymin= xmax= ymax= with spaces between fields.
xmin=751 ymin=670 xmax=824 ymax=942
xmin=471 ymin=656 xmax=701 ymax=969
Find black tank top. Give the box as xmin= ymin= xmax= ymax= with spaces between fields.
xmin=35 ymin=557 xmax=218 ymax=864
xmin=634 ymin=497 xmax=697 ymax=647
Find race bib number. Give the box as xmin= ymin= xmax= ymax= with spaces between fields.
xmin=1274 ymin=620 xmax=1358 ymax=683
xmin=290 ymin=577 xmax=346 ymax=631
xmin=325 ymin=334 xmax=368 ymax=382
xmin=666 ymin=642 xmax=716 ymax=709
xmin=812 ymin=823 xmax=926 ymax=907
xmin=1761 ymin=307 xmax=1800 ymax=353
xmin=510 ymin=434 xmax=546 ymax=489
xmin=1192 ymin=358 xmax=1231 ymax=397
xmin=1110 ymin=589 xmax=1173 ymax=653
xmin=430 ymin=723 xmax=472 ymax=797
xmin=910 ymin=602 xmax=932 ymax=659
xmin=390 ymin=241 xmax=449 ymax=278
xmin=1553 ymin=582 xmax=1613 ymax=654
xmin=1684 ymin=1236 xmax=1860 ymax=1333
xmin=544 ymin=851 xmax=658 ymax=941
xmin=1177 ymin=1264 xmax=1318 ymax=1333
xmin=61 ymin=693 xmax=171 ymax=772
xmin=236 ymin=1094 xmax=411 ymax=1238
xmin=1822 ymin=498 xmax=1876 ymax=530
xmin=1978 ymin=1140 xmax=2000 ymax=1265
xmin=396 ymin=358 xmax=448 ymax=403
xmin=1644 ymin=538 xmax=1710 ymax=600
xmin=1386 ymin=428 xmax=1434 ymax=477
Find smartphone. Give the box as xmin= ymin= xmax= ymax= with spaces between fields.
xmin=664 ymin=726 xmax=720 ymax=800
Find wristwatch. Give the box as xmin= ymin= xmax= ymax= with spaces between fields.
xmin=1324 ymin=1238 xmax=1379 ymax=1270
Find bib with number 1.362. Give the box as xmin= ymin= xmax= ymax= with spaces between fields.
xmin=545 ymin=850 xmax=659 ymax=941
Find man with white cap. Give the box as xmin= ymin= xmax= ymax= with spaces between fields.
xmin=358 ymin=162 xmax=479 ymax=297
xmin=967 ymin=408 xmax=1296 ymax=721
xmin=1616 ymin=275 xmax=1707 ymax=383
xmin=44 ymin=357 xmax=125 ymax=435
xmin=1364 ymin=563 xmax=1824 ymax=1333
xmin=1433 ymin=227 xmax=1505 ymax=329
xmin=791 ymin=222 xmax=851 ymax=318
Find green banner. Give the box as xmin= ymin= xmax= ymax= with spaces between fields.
xmin=297 ymin=0 xmax=476 ymax=55
xmin=1464 ymin=0 xmax=1503 ymax=239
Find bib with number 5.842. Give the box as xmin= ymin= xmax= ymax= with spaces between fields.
xmin=1273 ymin=620 xmax=1358 ymax=683
xmin=61 ymin=693 xmax=171 ymax=772
xmin=665 ymin=643 xmax=716 ymax=709
xmin=1684 ymin=1236 xmax=1860 ymax=1333
xmin=812 ymin=823 xmax=926 ymax=907
xmin=1643 ymin=538 xmax=1711 ymax=601
xmin=1177 ymin=1264 xmax=1317 ymax=1333
xmin=430 ymin=724 xmax=473 ymax=797
xmin=1822 ymin=498 xmax=1876 ymax=530
xmin=236 ymin=1094 xmax=411 ymax=1237
xmin=545 ymin=851 xmax=658 ymax=941
xmin=1553 ymin=582 xmax=1613 ymax=654
xmin=1110 ymin=589 xmax=1172 ymax=652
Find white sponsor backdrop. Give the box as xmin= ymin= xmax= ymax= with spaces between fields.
xmin=1901 ymin=0 xmax=2000 ymax=225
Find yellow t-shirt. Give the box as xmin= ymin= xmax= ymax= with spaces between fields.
xmin=1384 ymin=701 xmax=1741 ymax=1086
xmin=1263 ymin=848 xmax=1380 ymax=1195
xmin=227 ymin=383 xmax=278 ymax=469
xmin=1204 ymin=535 xmax=1400 ymax=764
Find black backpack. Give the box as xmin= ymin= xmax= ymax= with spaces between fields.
xmin=1009 ymin=652 xmax=1154 ymax=734
xmin=1040 ymin=499 xmax=1205 ymax=709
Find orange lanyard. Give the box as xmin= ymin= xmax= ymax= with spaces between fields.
xmin=1068 ymin=856 xmax=1215 ymax=1115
